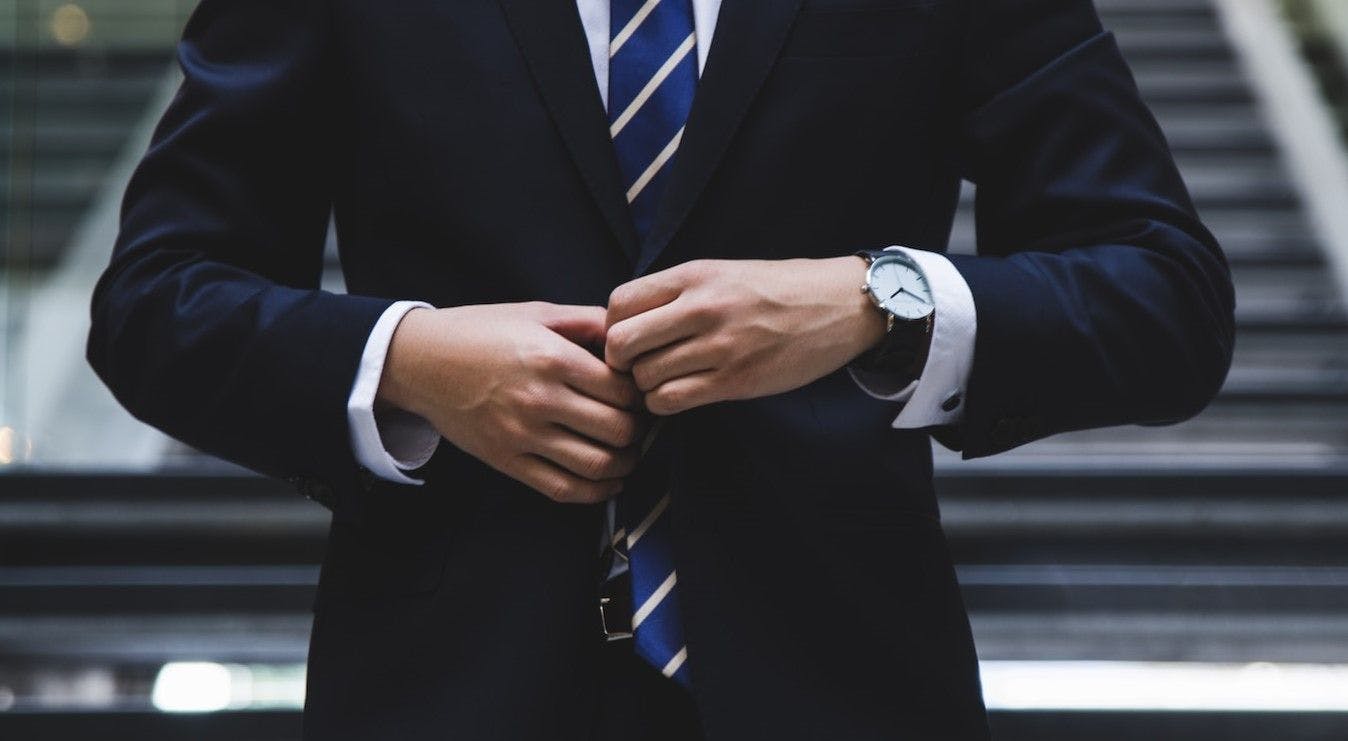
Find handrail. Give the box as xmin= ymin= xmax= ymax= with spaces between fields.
xmin=1215 ymin=0 xmax=1348 ymax=300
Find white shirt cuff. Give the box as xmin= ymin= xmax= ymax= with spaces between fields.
xmin=347 ymin=300 xmax=440 ymax=485
xmin=848 ymin=246 xmax=977 ymax=429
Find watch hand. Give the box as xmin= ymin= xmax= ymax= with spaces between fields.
xmin=889 ymin=287 xmax=905 ymax=299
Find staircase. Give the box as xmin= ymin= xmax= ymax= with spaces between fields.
xmin=3 ymin=0 xmax=1348 ymax=738
xmin=939 ymin=0 xmax=1348 ymax=685
xmin=1 ymin=2 xmax=186 ymax=274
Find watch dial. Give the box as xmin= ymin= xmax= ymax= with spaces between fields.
xmin=872 ymin=256 xmax=933 ymax=320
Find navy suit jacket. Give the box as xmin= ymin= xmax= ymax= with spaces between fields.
xmin=88 ymin=0 xmax=1234 ymax=738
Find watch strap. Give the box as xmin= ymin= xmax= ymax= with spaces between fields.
xmin=851 ymin=311 xmax=933 ymax=380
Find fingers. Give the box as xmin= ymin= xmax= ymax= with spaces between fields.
xmin=630 ymin=339 xmax=716 ymax=393
xmin=607 ymin=261 xmax=707 ymax=328
xmin=550 ymin=339 xmax=643 ymax=410
xmin=547 ymin=389 xmax=645 ymax=448
xmin=646 ymin=371 xmax=721 ymax=416
xmin=529 ymin=427 xmax=638 ymax=482
xmin=534 ymin=303 xmax=610 ymax=350
xmin=605 ymin=297 xmax=704 ymax=371
xmin=504 ymin=454 xmax=624 ymax=504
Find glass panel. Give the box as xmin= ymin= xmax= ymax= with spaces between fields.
xmin=1 ymin=1 xmax=193 ymax=470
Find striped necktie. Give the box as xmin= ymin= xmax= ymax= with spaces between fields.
xmin=608 ymin=0 xmax=698 ymax=240
xmin=607 ymin=0 xmax=699 ymax=687
xmin=614 ymin=427 xmax=688 ymax=685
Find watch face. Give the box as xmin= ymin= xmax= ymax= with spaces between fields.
xmin=868 ymin=254 xmax=934 ymax=320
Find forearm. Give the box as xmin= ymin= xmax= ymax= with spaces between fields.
xmin=85 ymin=0 xmax=403 ymax=517
xmin=374 ymin=304 xmax=441 ymax=419
xmin=944 ymin=238 xmax=1232 ymax=457
xmin=942 ymin=1 xmax=1235 ymax=457
xmin=349 ymin=302 xmax=440 ymax=485
xmin=88 ymin=253 xmax=395 ymax=491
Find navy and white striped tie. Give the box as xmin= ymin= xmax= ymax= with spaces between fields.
xmin=608 ymin=0 xmax=698 ymax=238
xmin=614 ymin=429 xmax=689 ymax=685
xmin=607 ymin=0 xmax=698 ymax=686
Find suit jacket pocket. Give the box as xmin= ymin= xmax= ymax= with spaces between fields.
xmin=781 ymin=1 xmax=938 ymax=58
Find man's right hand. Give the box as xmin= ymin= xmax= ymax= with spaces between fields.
xmin=376 ymin=302 xmax=645 ymax=503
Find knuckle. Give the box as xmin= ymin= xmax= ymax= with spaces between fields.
xmin=662 ymin=383 xmax=701 ymax=415
xmin=544 ymin=475 xmax=575 ymax=503
xmin=609 ymin=414 xmax=639 ymax=447
xmin=631 ymin=361 xmax=658 ymax=392
xmin=678 ymin=260 xmax=710 ymax=281
xmin=514 ymin=383 xmax=550 ymax=415
xmin=521 ymin=300 xmax=559 ymax=322
xmin=608 ymin=284 xmax=637 ymax=312
xmin=662 ymin=387 xmax=685 ymax=410
xmin=582 ymin=448 xmax=618 ymax=479
xmin=496 ymin=416 xmax=529 ymax=447
xmin=687 ymin=298 xmax=721 ymax=325
xmin=605 ymin=327 xmax=630 ymax=361
xmin=705 ymin=293 xmax=736 ymax=318
xmin=538 ymin=346 xmax=571 ymax=375
xmin=708 ymin=333 xmax=736 ymax=360
xmin=646 ymin=390 xmax=674 ymax=416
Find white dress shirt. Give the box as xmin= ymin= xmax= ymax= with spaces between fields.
xmin=346 ymin=0 xmax=978 ymax=484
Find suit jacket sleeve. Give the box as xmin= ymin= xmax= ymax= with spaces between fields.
xmin=86 ymin=0 xmax=395 ymax=519
xmin=937 ymin=0 xmax=1237 ymax=458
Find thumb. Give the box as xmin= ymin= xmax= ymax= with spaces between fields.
xmin=536 ymin=303 xmax=609 ymax=348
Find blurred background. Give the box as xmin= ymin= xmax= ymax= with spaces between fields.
xmin=4 ymin=0 xmax=1348 ymax=738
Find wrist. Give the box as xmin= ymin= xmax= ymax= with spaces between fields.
xmin=848 ymin=250 xmax=935 ymax=377
xmin=376 ymin=306 xmax=437 ymax=418
xmin=820 ymin=256 xmax=888 ymax=358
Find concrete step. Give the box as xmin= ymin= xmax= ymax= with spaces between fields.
xmin=1134 ymin=63 xmax=1253 ymax=105
xmin=1112 ymin=26 xmax=1235 ymax=61
xmin=934 ymin=401 xmax=1348 ymax=473
xmin=1096 ymin=0 xmax=1217 ymax=17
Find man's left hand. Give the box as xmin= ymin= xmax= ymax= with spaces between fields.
xmin=605 ymin=257 xmax=887 ymax=415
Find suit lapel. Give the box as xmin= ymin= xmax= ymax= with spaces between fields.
xmin=496 ymin=0 xmax=641 ymax=263
xmin=635 ymin=0 xmax=804 ymax=274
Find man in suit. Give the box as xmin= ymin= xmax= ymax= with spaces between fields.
xmin=87 ymin=0 xmax=1234 ymax=737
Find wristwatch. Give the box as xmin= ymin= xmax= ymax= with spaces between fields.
xmin=850 ymin=249 xmax=935 ymax=382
